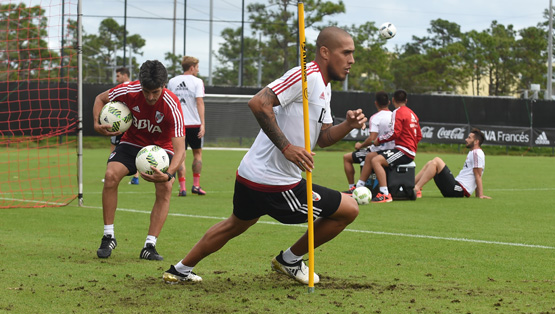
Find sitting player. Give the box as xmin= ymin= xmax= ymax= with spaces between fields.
xmin=414 ymin=128 xmax=491 ymax=199
xmin=343 ymin=91 xmax=394 ymax=193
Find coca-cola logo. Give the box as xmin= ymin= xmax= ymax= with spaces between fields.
xmin=421 ymin=126 xmax=434 ymax=138
xmin=437 ymin=127 xmax=465 ymax=139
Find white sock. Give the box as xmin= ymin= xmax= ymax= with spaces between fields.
xmin=174 ymin=261 xmax=193 ymax=274
xmin=356 ymin=180 xmax=366 ymax=188
xmin=144 ymin=235 xmax=157 ymax=247
xmin=349 ymin=184 xmax=355 ymax=189
xmin=104 ymin=224 xmax=114 ymax=237
xmin=282 ymin=248 xmax=303 ymax=264
xmin=379 ymin=187 xmax=389 ymax=195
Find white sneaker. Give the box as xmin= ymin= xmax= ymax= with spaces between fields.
xmin=163 ymin=265 xmax=202 ymax=284
xmin=271 ymin=251 xmax=319 ymax=285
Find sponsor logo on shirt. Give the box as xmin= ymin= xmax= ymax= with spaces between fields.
xmin=155 ymin=111 xmax=164 ymax=123
xmin=175 ymin=81 xmax=188 ymax=90
xmin=132 ymin=106 xmax=140 ymax=113
xmin=133 ymin=118 xmax=162 ymax=134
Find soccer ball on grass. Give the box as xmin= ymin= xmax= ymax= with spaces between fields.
xmin=135 ymin=145 xmax=170 ymax=175
xmin=379 ymin=22 xmax=396 ymax=39
xmin=99 ymin=101 xmax=133 ymax=132
xmin=353 ymin=186 xmax=372 ymax=205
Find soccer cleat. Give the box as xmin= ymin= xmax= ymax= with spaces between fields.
xmin=178 ymin=190 xmax=187 ymax=197
xmin=342 ymin=186 xmax=356 ymax=195
xmin=191 ymin=186 xmax=206 ymax=195
xmin=130 ymin=177 xmax=139 ymax=185
xmin=163 ymin=265 xmax=202 ymax=284
xmin=371 ymin=192 xmax=393 ymax=203
xmin=416 ymin=190 xmax=422 ymax=198
xmin=140 ymin=243 xmax=164 ymax=261
xmin=97 ymin=235 xmax=117 ymax=258
xmin=271 ymin=251 xmax=319 ymax=285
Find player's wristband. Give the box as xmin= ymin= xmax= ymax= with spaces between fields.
xmin=281 ymin=143 xmax=291 ymax=154
xmin=165 ymin=172 xmax=175 ymax=181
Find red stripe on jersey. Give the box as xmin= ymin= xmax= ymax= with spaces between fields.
xmin=272 ymin=63 xmax=320 ymax=95
xmin=236 ymin=171 xmax=300 ymax=192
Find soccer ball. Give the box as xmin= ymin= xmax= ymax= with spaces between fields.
xmin=135 ymin=145 xmax=170 ymax=175
xmin=353 ymin=186 xmax=372 ymax=205
xmin=99 ymin=101 xmax=133 ymax=132
xmin=379 ymin=22 xmax=396 ymax=39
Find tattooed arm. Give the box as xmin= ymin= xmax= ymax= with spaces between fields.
xmin=248 ymin=87 xmax=315 ymax=171
xmin=248 ymin=87 xmax=289 ymax=151
xmin=317 ymin=109 xmax=367 ymax=148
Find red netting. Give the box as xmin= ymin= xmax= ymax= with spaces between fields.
xmin=0 ymin=1 xmax=78 ymax=208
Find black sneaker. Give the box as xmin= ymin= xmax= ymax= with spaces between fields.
xmin=162 ymin=265 xmax=202 ymax=284
xmin=97 ymin=235 xmax=117 ymax=258
xmin=342 ymin=186 xmax=356 ymax=195
xmin=140 ymin=243 xmax=163 ymax=261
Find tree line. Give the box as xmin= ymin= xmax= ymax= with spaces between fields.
xmin=1 ymin=1 xmax=551 ymax=96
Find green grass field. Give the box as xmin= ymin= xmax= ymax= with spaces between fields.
xmin=1 ymin=147 xmax=554 ymax=313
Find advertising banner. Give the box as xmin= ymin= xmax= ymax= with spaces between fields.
xmin=473 ymin=125 xmax=532 ymax=146
xmin=419 ymin=122 xmax=469 ymax=144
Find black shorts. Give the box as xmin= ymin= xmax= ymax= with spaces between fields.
xmin=185 ymin=127 xmax=203 ymax=150
xmin=110 ymin=134 xmax=123 ymax=146
xmin=378 ymin=149 xmax=413 ymax=167
xmin=433 ymin=165 xmax=465 ymax=197
xmin=108 ymin=144 xmax=173 ymax=176
xmin=351 ymin=149 xmax=369 ymax=164
xmin=233 ymin=178 xmax=342 ymax=224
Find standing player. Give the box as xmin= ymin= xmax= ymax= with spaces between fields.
xmin=93 ymin=60 xmax=185 ymax=260
xmin=162 ymin=26 xmax=366 ymax=284
xmin=356 ymin=89 xmax=422 ymax=203
xmin=167 ymin=56 xmax=206 ymax=196
xmin=414 ymin=128 xmax=491 ymax=199
xmin=343 ymin=91 xmax=394 ymax=193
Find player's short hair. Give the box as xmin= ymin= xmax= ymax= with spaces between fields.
xmin=181 ymin=56 xmax=199 ymax=72
xmin=316 ymin=26 xmax=351 ymax=51
xmin=393 ymin=89 xmax=408 ymax=103
xmin=375 ymin=91 xmax=389 ymax=107
xmin=116 ymin=67 xmax=130 ymax=77
xmin=139 ymin=60 xmax=167 ymax=90
xmin=470 ymin=128 xmax=485 ymax=146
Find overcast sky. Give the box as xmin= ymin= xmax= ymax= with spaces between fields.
xmin=40 ymin=0 xmax=551 ymax=78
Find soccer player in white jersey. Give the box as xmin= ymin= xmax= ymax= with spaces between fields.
xmin=413 ymin=128 xmax=491 ymax=199
xmin=343 ymin=91 xmax=394 ymax=193
xmin=163 ymin=26 xmax=367 ymax=285
xmin=93 ymin=60 xmax=186 ymax=261
xmin=167 ymin=56 xmax=206 ymax=196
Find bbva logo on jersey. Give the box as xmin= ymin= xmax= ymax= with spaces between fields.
xmin=133 ymin=117 xmax=162 ymax=134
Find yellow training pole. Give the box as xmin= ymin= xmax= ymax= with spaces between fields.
xmin=297 ymin=1 xmax=315 ymax=293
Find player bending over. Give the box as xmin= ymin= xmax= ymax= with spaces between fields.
xmin=162 ymin=26 xmax=366 ymax=285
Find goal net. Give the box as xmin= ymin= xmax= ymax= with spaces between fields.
xmin=0 ymin=1 xmax=79 ymax=208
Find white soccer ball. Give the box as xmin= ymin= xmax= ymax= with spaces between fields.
xmin=353 ymin=186 xmax=372 ymax=205
xmin=379 ymin=22 xmax=396 ymax=39
xmin=135 ymin=145 xmax=170 ymax=175
xmin=99 ymin=101 xmax=133 ymax=132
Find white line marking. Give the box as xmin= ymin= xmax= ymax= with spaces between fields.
xmin=487 ymin=187 xmax=555 ymax=191
xmin=79 ymin=205 xmax=555 ymax=250
xmin=0 ymin=197 xmax=69 ymax=206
